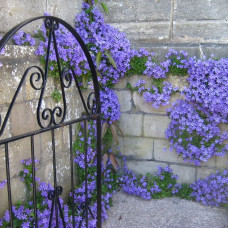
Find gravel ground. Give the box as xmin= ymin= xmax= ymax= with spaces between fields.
xmin=102 ymin=192 xmax=228 ymax=228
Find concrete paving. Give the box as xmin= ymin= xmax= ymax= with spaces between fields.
xmin=102 ymin=192 xmax=228 ymax=228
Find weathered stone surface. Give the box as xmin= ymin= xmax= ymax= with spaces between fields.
xmin=0 ymin=177 xmax=26 ymax=217
xmin=216 ymin=153 xmax=228 ymax=169
xmin=128 ymin=75 xmax=152 ymax=88
xmin=0 ymin=105 xmax=12 ymax=140
xmin=133 ymin=92 xmax=182 ymax=114
xmin=196 ymin=167 xmax=217 ymax=180
xmin=110 ymin=22 xmax=170 ymax=42
xmin=10 ymin=101 xmax=40 ymax=136
xmin=174 ymin=22 xmax=228 ymax=42
xmin=167 ymin=75 xmax=189 ymax=91
xmin=0 ymin=64 xmax=24 ymax=104
xmin=126 ymin=160 xmax=168 ymax=176
xmin=0 ymin=0 xmax=46 ymax=33
xmin=143 ymin=115 xmax=170 ymax=138
xmin=174 ymin=0 xmax=228 ymax=21
xmin=104 ymin=0 xmax=171 ymax=23
xmin=115 ymin=90 xmax=132 ymax=112
xmin=170 ymin=165 xmax=196 ymax=184
xmin=119 ymin=136 xmax=153 ymax=159
xmin=47 ymin=0 xmax=83 ymax=26
xmin=119 ymin=113 xmax=142 ymax=137
xmin=113 ymin=77 xmax=128 ymax=89
xmin=6 ymin=136 xmax=41 ymax=177
xmin=154 ymin=139 xmax=186 ymax=164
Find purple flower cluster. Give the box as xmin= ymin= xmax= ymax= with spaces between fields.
xmin=190 ymin=169 xmax=228 ymax=207
xmin=13 ymin=30 xmax=36 ymax=46
xmin=143 ymin=81 xmax=177 ymax=108
xmin=75 ymin=3 xmax=131 ymax=86
xmin=133 ymin=79 xmax=178 ymax=108
xmin=100 ymin=88 xmax=120 ymax=124
xmin=120 ymin=156 xmax=180 ymax=199
xmin=143 ymin=56 xmax=170 ymax=79
xmin=166 ymin=100 xmax=228 ymax=165
xmin=0 ymin=179 xmax=7 ymax=189
xmin=35 ymin=20 xmax=89 ymax=77
xmin=184 ymin=57 xmax=228 ymax=123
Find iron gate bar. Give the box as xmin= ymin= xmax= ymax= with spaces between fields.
xmin=31 ymin=135 xmax=38 ymax=227
xmin=0 ymin=16 xmax=102 ymax=228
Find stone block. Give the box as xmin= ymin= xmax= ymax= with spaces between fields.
xmin=170 ymin=164 xmax=196 ymax=184
xmin=174 ymin=0 xmax=228 ymax=21
xmin=0 ymin=0 xmax=46 ymax=33
xmin=133 ymin=92 xmax=182 ymax=114
xmin=110 ymin=22 xmax=170 ymax=42
xmin=0 ymin=177 xmax=26 ymax=217
xmin=115 ymin=90 xmax=132 ymax=112
xmin=154 ymin=139 xmax=186 ymax=164
xmin=104 ymin=0 xmax=171 ymax=23
xmin=47 ymin=0 xmax=83 ymax=26
xmin=113 ymin=77 xmax=128 ymax=89
xmin=0 ymin=64 xmax=24 ymax=104
xmin=40 ymin=127 xmax=64 ymax=164
xmin=143 ymin=115 xmax=170 ymax=138
xmin=174 ymin=22 xmax=228 ymax=42
xmin=216 ymin=153 xmax=228 ymax=169
xmin=65 ymin=90 xmax=84 ymax=122
xmin=3 ymin=45 xmax=37 ymax=61
xmin=118 ymin=113 xmax=142 ymax=137
xmin=128 ymin=75 xmax=152 ymax=88
xmin=196 ymin=167 xmax=217 ymax=180
xmin=167 ymin=75 xmax=189 ymax=91
xmin=119 ymin=136 xmax=153 ymax=160
xmin=201 ymin=44 xmax=228 ymax=60
xmin=10 ymin=101 xmax=40 ymax=136
xmin=126 ymin=160 xmax=168 ymax=176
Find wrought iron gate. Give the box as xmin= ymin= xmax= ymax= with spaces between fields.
xmin=0 ymin=16 xmax=101 ymax=227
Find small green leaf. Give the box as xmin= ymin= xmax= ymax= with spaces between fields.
xmin=96 ymin=51 xmax=102 ymax=69
xmin=104 ymin=50 xmax=117 ymax=69
xmin=94 ymin=0 xmax=99 ymax=5
xmin=126 ymin=82 xmax=132 ymax=89
xmin=100 ymin=2 xmax=109 ymax=14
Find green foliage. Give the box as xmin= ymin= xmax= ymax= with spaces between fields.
xmin=51 ymin=89 xmax=62 ymax=103
xmin=126 ymin=56 xmax=148 ymax=76
xmin=176 ymin=183 xmax=193 ymax=200
xmin=145 ymin=171 xmax=177 ymax=199
xmin=168 ymin=56 xmax=188 ymax=76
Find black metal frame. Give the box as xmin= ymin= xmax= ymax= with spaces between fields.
xmin=0 ymin=16 xmax=101 ymax=227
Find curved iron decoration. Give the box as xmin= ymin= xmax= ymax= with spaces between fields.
xmin=0 ymin=16 xmax=101 ymax=134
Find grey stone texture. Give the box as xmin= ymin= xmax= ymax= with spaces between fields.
xmin=0 ymin=0 xmax=83 ymax=33
xmin=103 ymin=192 xmax=228 ymax=228
xmin=143 ymin=115 xmax=170 ymax=139
xmin=119 ymin=136 xmax=153 ymax=160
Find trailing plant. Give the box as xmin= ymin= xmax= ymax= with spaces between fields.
xmin=191 ymin=169 xmax=228 ymax=207
xmin=166 ymin=99 xmax=227 ymax=166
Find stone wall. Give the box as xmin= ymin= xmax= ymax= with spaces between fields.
xmin=104 ymin=0 xmax=228 ymax=60
xmin=113 ymin=75 xmax=228 ymax=184
xmin=0 ymin=45 xmax=87 ymax=216
xmin=0 ymin=0 xmax=83 ymax=34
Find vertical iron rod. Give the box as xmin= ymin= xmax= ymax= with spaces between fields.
xmin=96 ymin=116 xmax=102 ymax=228
xmin=51 ymin=129 xmax=59 ymax=227
xmin=5 ymin=143 xmax=13 ymax=228
xmin=69 ymin=124 xmax=75 ymax=227
xmin=84 ymin=120 xmax=88 ymax=227
xmin=31 ymin=136 xmax=38 ymax=227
